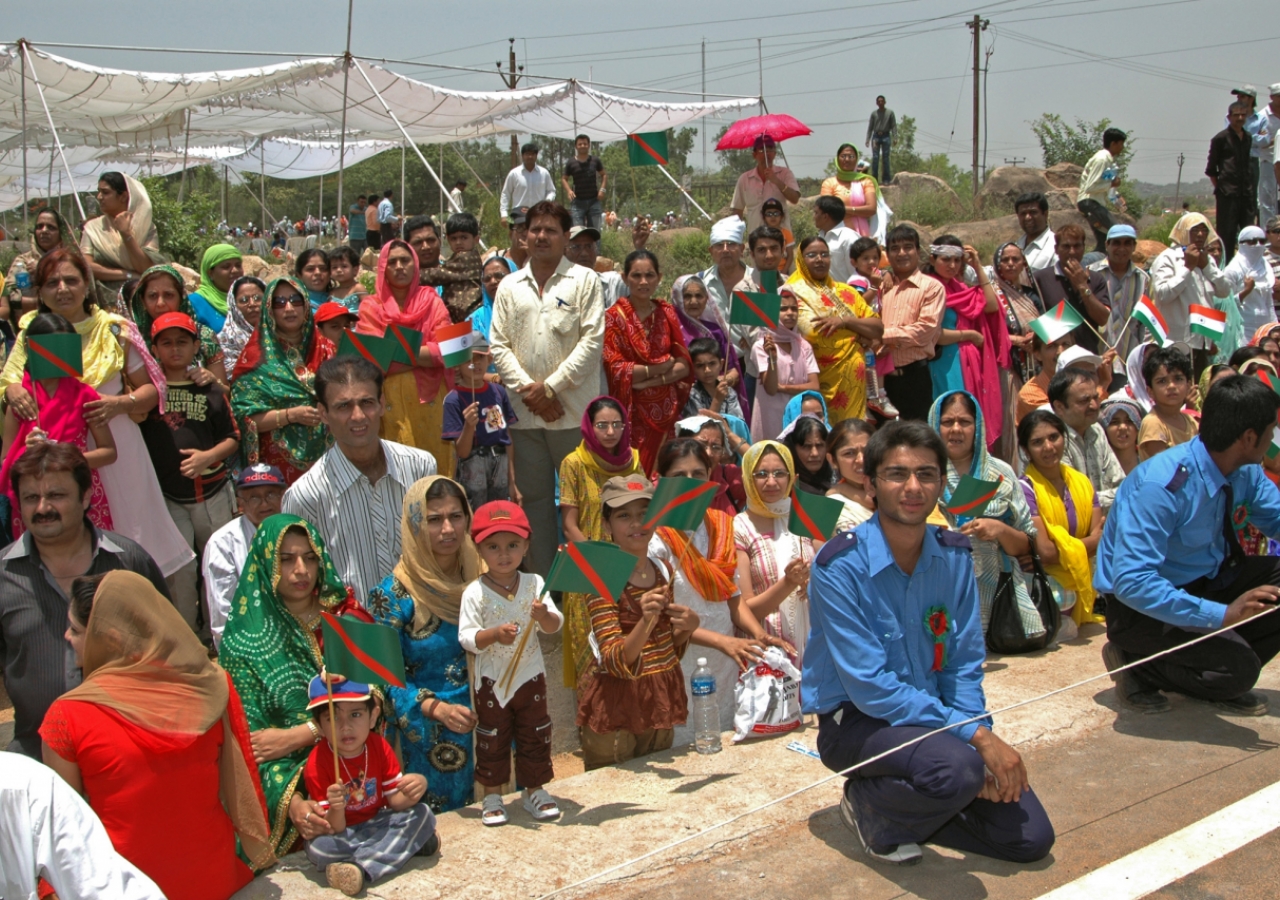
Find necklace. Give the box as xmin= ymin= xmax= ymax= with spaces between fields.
xmin=288 ymin=598 xmax=322 ymax=633
xmin=335 ymin=743 xmax=368 ymax=789
xmin=483 ymin=571 xmax=520 ymax=601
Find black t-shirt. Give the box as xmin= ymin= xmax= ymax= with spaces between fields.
xmin=139 ymin=381 xmax=238 ymax=503
xmin=564 ymin=155 xmax=604 ymax=199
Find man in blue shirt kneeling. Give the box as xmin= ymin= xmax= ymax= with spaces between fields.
xmin=803 ymin=421 xmax=1054 ymax=866
xmin=1097 ymin=374 xmax=1280 ymax=716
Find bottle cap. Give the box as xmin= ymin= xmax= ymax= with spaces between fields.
xmin=697 ymin=657 xmax=707 ymax=666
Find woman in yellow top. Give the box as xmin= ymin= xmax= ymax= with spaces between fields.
xmin=558 ymin=395 xmax=644 ymax=686
xmin=784 ymin=237 xmax=883 ymax=424
xmin=819 ymin=144 xmax=879 ymax=234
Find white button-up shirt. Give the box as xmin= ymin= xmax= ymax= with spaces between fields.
xmin=499 ymin=164 xmax=557 ymax=219
xmin=1017 ymin=227 xmax=1058 ymax=272
xmin=202 ymin=515 xmax=257 ymax=649
xmin=491 ymin=257 xmax=605 ymax=431
xmin=283 ymin=440 xmax=437 ymax=601
xmin=820 ymin=223 xmax=860 ymax=285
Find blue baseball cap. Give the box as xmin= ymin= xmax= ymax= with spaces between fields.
xmin=306 ymin=675 xmax=372 ymax=710
xmin=235 ymin=464 xmax=286 ymax=489
xmin=1106 ymin=224 xmax=1138 ymax=241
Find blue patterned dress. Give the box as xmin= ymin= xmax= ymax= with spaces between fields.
xmin=366 ymin=574 xmax=474 ymax=813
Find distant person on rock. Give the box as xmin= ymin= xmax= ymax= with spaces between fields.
xmin=1207 ymin=102 xmax=1257 ymax=261
xmin=1077 ymin=127 xmax=1128 ymax=253
xmin=865 ymin=95 xmax=897 ymax=184
xmin=1014 ymin=192 xmax=1057 ymax=273
xmin=563 ymin=134 xmax=607 ymax=231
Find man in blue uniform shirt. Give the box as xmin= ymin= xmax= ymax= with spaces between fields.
xmin=803 ymin=421 xmax=1054 ymax=866
xmin=1097 ymin=374 xmax=1280 ymax=715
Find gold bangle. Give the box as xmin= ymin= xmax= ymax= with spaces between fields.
xmin=306 ymin=720 xmax=321 ymax=744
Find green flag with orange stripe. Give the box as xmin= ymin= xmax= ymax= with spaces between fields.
xmin=336 ymin=330 xmax=395 ymax=373
xmin=321 ymin=614 xmax=406 ymax=687
xmin=642 ymin=476 xmax=719 ymax=532
xmin=627 ymin=131 xmax=670 ymax=167
xmin=788 ymin=489 xmax=844 ymax=542
xmin=546 ymin=541 xmax=637 ymax=604
xmin=944 ymin=474 xmax=1003 ymax=519
xmin=26 ymin=334 xmax=83 ymax=380
xmin=729 ymin=289 xmax=782 ymax=330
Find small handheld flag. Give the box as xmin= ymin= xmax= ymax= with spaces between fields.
xmin=434 ymin=321 xmax=475 ymax=368
xmin=1131 ymin=295 xmax=1169 ymax=346
xmin=546 ymin=541 xmax=638 ymax=604
xmin=944 ymin=474 xmax=1004 ymax=519
xmin=336 ymin=331 xmax=395 ymax=373
xmin=1188 ymin=304 xmax=1227 ymax=342
xmin=761 ymin=269 xmax=780 ymax=295
xmin=729 ymin=289 xmax=782 ymax=330
xmin=642 ymin=477 xmax=719 ymax=532
xmin=627 ymin=132 xmax=670 ymax=167
xmin=1028 ymin=301 xmax=1083 ymax=344
xmin=386 ymin=325 xmax=423 ymax=367
xmin=788 ymin=489 xmax=844 ymax=542
xmin=320 ymin=614 xmax=406 ymax=688
xmin=26 ymin=334 xmax=83 ymax=380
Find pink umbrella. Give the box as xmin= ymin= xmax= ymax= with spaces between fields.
xmin=715 ymin=114 xmax=812 ymax=150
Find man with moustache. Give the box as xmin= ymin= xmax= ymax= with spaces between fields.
xmin=0 ymin=442 xmax=169 ymax=758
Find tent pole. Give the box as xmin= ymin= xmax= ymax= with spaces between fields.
xmin=20 ymin=40 xmax=29 ymax=236
xmin=452 ymin=144 xmax=494 ymax=197
xmin=21 ymin=44 xmax=86 ymax=220
xmin=319 ymin=173 xmax=324 ymax=224
xmin=178 ymin=110 xmax=192 ymax=203
xmin=336 ymin=0 xmax=354 ymax=237
xmin=439 ymin=144 xmax=444 ymax=218
xmin=221 ymin=164 xmax=227 ymax=223
xmin=259 ymin=142 xmax=267 ymax=231
xmin=401 ymin=143 xmax=406 ymax=220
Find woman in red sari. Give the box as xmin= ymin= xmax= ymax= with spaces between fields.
xmin=40 ymin=571 xmax=274 ymax=900
xmin=603 ymin=250 xmax=693 ymax=474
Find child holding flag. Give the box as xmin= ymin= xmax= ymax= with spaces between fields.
xmin=302 ymin=677 xmax=437 ymax=897
xmin=458 ymin=501 xmax=563 ymax=825
xmin=442 ymin=335 xmax=520 ymax=510
xmin=1137 ymin=346 xmax=1198 ymax=460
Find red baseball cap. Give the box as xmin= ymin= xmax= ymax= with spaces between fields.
xmin=314 ymin=301 xmax=356 ymax=324
xmin=150 ymin=312 xmax=198 ymax=339
xmin=470 ymin=500 xmax=530 ymax=543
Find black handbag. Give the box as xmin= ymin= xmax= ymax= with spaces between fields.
xmin=1025 ymin=544 xmax=1061 ymax=645
xmin=986 ymin=543 xmax=1058 ymax=654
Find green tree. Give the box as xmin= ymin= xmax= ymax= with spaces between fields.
xmin=140 ymin=176 xmax=219 ymax=268
xmin=1029 ymin=114 xmax=1141 ymax=214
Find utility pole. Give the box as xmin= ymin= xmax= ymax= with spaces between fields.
xmin=496 ymin=39 xmax=524 ymax=170
xmin=967 ymin=15 xmax=989 ymax=196
xmin=1003 ymin=157 xmax=1027 ymax=167
xmin=1174 ymin=153 xmax=1186 ymax=209
xmin=757 ymin=39 xmax=764 ymax=116
xmin=701 ymin=39 xmax=707 ymax=174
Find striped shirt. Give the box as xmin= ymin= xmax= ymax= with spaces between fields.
xmin=282 ymin=439 xmax=437 ymax=601
xmin=880 ymin=270 xmax=946 ymax=368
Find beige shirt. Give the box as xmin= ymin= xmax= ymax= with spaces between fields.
xmin=491 ymin=257 xmax=605 ymax=430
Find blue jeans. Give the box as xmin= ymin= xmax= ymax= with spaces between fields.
xmin=871 ymin=135 xmax=893 ymax=183
xmin=571 ymin=197 xmax=603 ymax=229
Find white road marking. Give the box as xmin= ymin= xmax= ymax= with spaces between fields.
xmin=1035 ymin=779 xmax=1280 ymax=900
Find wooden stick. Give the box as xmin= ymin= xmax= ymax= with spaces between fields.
xmin=497 ymin=590 xmax=544 ymax=694
xmin=325 ymin=675 xmax=340 ymax=787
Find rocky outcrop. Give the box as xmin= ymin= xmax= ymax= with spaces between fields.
xmin=1044 ymin=162 xmax=1084 ymax=190
xmin=976 ymin=166 xmax=1054 ymax=215
xmin=881 ymin=173 xmax=965 ymax=218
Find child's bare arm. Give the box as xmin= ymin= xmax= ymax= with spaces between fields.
xmin=2 ymin=405 xmax=16 ymax=459
xmin=324 ymin=783 xmax=347 ymax=832
xmin=476 ymin=623 xmax=519 ymax=650
xmin=386 ymin=773 xmax=427 ymax=810
xmin=83 ymin=417 xmax=118 ymax=468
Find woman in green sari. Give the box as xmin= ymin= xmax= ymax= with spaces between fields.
xmin=229 ymin=277 xmax=336 ymax=485
xmin=219 ymin=514 xmax=375 ymax=857
xmin=128 ymin=264 xmax=229 ymax=390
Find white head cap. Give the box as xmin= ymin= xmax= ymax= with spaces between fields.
xmin=710 ymin=215 xmax=746 ymax=246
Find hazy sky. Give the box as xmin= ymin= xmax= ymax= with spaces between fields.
xmin=9 ymin=0 xmax=1277 ymax=184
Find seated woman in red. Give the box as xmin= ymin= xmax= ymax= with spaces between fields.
xmin=40 ymin=570 xmax=274 ymax=900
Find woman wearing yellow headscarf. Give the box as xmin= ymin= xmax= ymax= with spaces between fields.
xmin=365 ymin=475 xmax=483 ymax=813
xmin=1017 ymin=411 xmax=1103 ymax=630
xmin=785 ymin=236 xmax=883 ymax=424
xmin=734 ymin=440 xmax=814 ymax=665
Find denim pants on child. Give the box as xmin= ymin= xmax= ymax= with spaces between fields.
xmin=455 ymin=447 xmax=510 ymax=512
xmin=305 ymin=804 xmax=436 ymax=883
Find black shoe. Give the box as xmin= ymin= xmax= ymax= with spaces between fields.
xmin=840 ymin=786 xmax=922 ymax=865
xmin=416 ymin=833 xmax=441 ymax=857
xmin=1102 ymin=641 xmax=1170 ymax=714
xmin=1216 ymin=691 xmax=1268 ymax=716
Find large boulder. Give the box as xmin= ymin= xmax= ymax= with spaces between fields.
xmin=977 ymin=166 xmax=1053 ymax=215
xmin=881 ymin=173 xmax=965 ymax=219
xmin=1046 ymin=188 xmax=1078 ymax=211
xmin=1134 ymin=240 xmax=1168 ymax=269
xmin=1044 ymin=162 xmax=1083 ymax=190
xmin=944 ymin=215 xmax=1021 ymax=251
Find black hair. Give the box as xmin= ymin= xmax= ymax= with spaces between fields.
xmin=863 ymin=420 xmax=946 ymax=483
xmin=11 ymin=437 xmax=91 ymax=503
xmin=826 ymin=417 xmax=876 ymax=455
xmin=1229 ymin=100 xmax=1249 ymax=115
xmin=383 ymin=189 xmax=393 ymax=198
xmin=850 ymin=237 xmax=880 ymax=262
xmin=748 ymin=225 xmax=786 ymax=251
xmin=314 ymin=355 xmax=384 ymax=408
xmin=70 ymin=573 xmax=108 ymax=628
xmin=1142 ymin=346 xmax=1193 ymax=389
xmin=1017 ymin=409 xmax=1067 ymax=451
xmin=798 ymin=235 xmax=829 ymax=256
xmin=521 ymin=142 xmax=539 ymax=156
xmin=327 ymin=245 xmax=361 ymax=269
xmin=815 ymin=195 xmax=847 ymax=223
xmin=876 ymin=94 xmax=886 ymax=102
xmin=445 ymin=212 xmax=479 ymax=237
xmin=784 ymin=416 xmax=833 ymax=490
xmin=1102 ymin=127 xmax=1127 ymax=148
xmin=354 ymin=194 xmax=366 ymax=202
xmin=454 ymin=180 xmax=467 ymax=188
xmin=837 ymin=142 xmax=857 ymax=157
xmin=1048 ymin=367 xmax=1097 ymax=408
xmin=623 ymin=249 xmax=660 ymax=277
xmin=575 ymin=134 xmax=590 ymax=143
xmin=526 ymin=200 xmax=572 ymax=234
xmin=656 ymin=438 xmax=713 ymax=476
xmin=403 ymin=215 xmax=438 ymax=241
xmin=294 ymin=248 xmax=330 ymax=277
xmin=687 ymin=337 xmax=720 ymax=361
xmin=923 ymin=233 xmax=963 ymax=275
xmin=587 ymin=396 xmax=626 ymax=423
xmin=1201 ymin=375 xmax=1280 ymax=451
xmin=1030 ymin=330 xmax=1074 ymax=353
xmin=940 ymin=391 xmax=978 ymax=418
xmin=312 ymin=695 xmax=378 ymax=721
xmin=425 ymin=477 xmax=472 ymax=518
xmin=25 ymin=312 xmax=75 ymax=337
xmin=885 ymin=223 xmax=920 ymax=249
xmin=1230 ymin=346 xmax=1269 ymax=369
xmin=1014 ymin=192 xmax=1049 ymax=214
xmin=98 ymin=171 xmax=127 ymax=195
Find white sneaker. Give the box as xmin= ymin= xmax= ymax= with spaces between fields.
xmin=840 ymin=788 xmax=922 ymax=865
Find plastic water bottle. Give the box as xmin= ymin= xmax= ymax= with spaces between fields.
xmin=691 ymin=658 xmax=722 ymax=754
xmin=12 ymin=258 xmax=29 ymax=294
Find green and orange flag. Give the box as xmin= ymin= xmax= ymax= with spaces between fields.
xmin=729 ymin=289 xmax=782 ymax=330
xmin=545 ymin=541 xmax=638 ymax=604
xmin=26 ymin=334 xmax=82 ymax=380
xmin=386 ymin=325 xmax=423 ymax=367
xmin=944 ymin=474 xmax=1003 ymax=519
xmin=336 ymin=330 xmax=395 ymax=373
xmin=321 ymin=614 xmax=407 ymax=687
xmin=760 ymin=268 xmax=780 ymax=295
xmin=627 ymin=131 xmax=670 ymax=167
xmin=642 ymin=476 xmax=719 ymax=532
xmin=788 ymin=489 xmax=845 ymax=542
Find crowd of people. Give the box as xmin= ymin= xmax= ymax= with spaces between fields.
xmin=5 ymin=89 xmax=1280 ymax=897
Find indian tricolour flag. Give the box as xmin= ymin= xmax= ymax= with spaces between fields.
xmin=1189 ymin=304 xmax=1227 ymax=341
xmin=1131 ymin=295 xmax=1169 ymax=345
xmin=434 ymin=321 xmax=475 ymax=368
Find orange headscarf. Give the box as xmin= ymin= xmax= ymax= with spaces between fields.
xmin=657 ymin=508 xmax=738 ymax=601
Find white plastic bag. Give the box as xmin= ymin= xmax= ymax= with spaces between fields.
xmin=867 ymin=190 xmax=893 ymax=244
xmin=732 ymin=646 xmax=803 ymax=742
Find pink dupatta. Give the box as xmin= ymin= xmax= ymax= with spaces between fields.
xmin=941 ymin=277 xmax=1011 ymax=448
